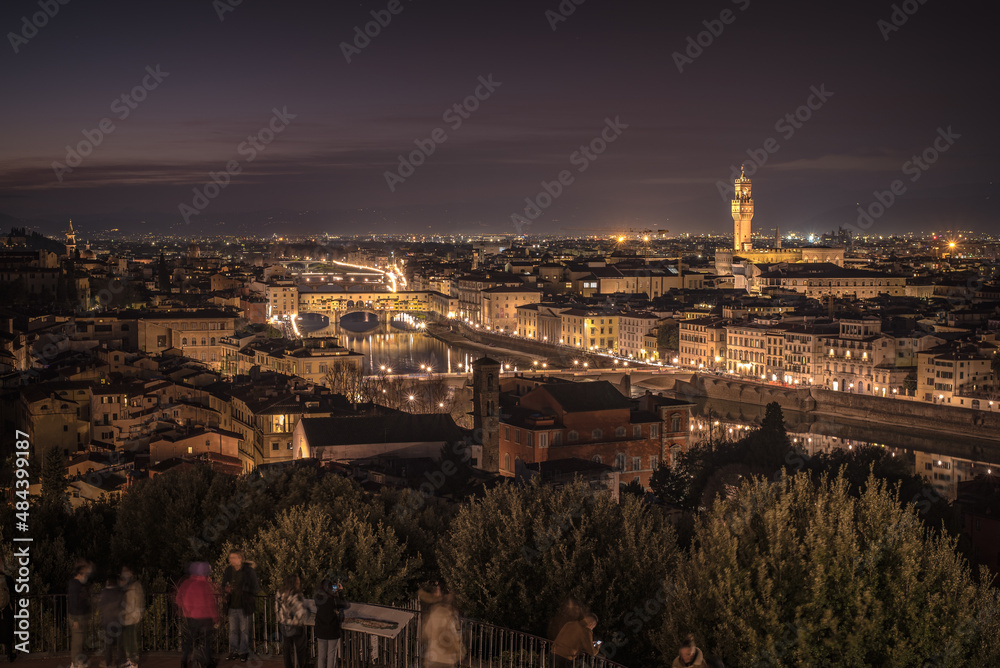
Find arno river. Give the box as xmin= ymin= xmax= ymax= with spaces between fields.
xmin=301 ymin=313 xmax=1000 ymax=499
xmin=299 ymin=312 xmax=486 ymax=374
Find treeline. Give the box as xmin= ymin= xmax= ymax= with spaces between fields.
xmin=3 ymin=406 xmax=1000 ymax=665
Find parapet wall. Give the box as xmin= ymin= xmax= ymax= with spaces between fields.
xmin=674 ymin=374 xmax=1000 ymax=443
xmin=810 ymin=387 xmax=1000 ymax=439
xmin=676 ymin=375 xmax=817 ymax=413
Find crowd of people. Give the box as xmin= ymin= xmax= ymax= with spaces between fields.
xmin=175 ymin=551 xmax=348 ymax=668
xmin=0 ymin=553 xmax=733 ymax=668
xmin=546 ymin=597 xmax=726 ymax=668
xmin=65 ymin=560 xmax=145 ymax=668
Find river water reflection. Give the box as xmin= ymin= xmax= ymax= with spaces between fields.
xmin=687 ymin=396 xmax=1000 ymax=501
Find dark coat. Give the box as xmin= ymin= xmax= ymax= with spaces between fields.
xmin=314 ymin=592 xmax=348 ymax=640
xmin=67 ymin=578 xmax=91 ymax=616
xmin=99 ymin=584 xmax=124 ymax=627
xmin=221 ymin=564 xmax=259 ymax=613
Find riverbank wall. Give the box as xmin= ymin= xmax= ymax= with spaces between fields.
xmin=427 ymin=324 xmax=606 ymax=367
xmin=671 ymin=375 xmax=1000 ymax=442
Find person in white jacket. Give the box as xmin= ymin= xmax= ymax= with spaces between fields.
xmin=119 ymin=567 xmax=144 ymax=668
xmin=276 ymin=575 xmax=309 ymax=668
xmin=421 ymin=589 xmax=462 ymax=668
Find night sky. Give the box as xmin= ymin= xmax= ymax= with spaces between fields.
xmin=0 ymin=0 xmax=995 ymax=237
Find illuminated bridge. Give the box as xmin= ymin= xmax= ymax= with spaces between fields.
xmin=277 ymin=258 xmax=408 ymax=291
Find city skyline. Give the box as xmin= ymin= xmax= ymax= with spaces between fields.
xmin=0 ymin=0 xmax=996 ymax=236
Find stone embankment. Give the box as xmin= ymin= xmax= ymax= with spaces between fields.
xmin=671 ymin=375 xmax=1000 ymax=443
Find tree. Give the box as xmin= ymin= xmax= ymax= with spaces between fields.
xmin=325 ymin=360 xmax=366 ymax=400
xmin=111 ymin=464 xmax=218 ymax=583
xmin=435 ymin=442 xmax=477 ymax=498
xmin=656 ymin=321 xmax=679 ymax=355
xmin=438 ymin=481 xmax=677 ymax=665
xmin=238 ymin=504 xmax=419 ymax=604
xmin=157 ymin=252 xmax=171 ymax=292
xmin=620 ymin=479 xmax=646 ymax=500
xmin=656 ymin=472 xmax=1000 ymax=666
xmin=649 ymin=461 xmax=690 ymax=507
xmin=741 ymin=402 xmax=792 ymax=470
xmin=40 ymin=447 xmax=68 ymax=511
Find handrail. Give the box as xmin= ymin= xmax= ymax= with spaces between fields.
xmin=21 ymin=594 xmax=629 ymax=668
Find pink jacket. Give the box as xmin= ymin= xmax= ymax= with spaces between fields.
xmin=176 ymin=576 xmax=219 ymax=623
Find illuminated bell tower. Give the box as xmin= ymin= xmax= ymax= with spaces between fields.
xmin=65 ymin=219 xmax=76 ymax=257
xmin=471 ymin=356 xmax=500 ymax=473
xmin=732 ymin=167 xmax=754 ymax=251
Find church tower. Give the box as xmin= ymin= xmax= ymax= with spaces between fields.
xmin=732 ymin=167 xmax=754 ymax=251
xmin=471 ymin=356 xmax=500 ymax=473
xmin=65 ymin=220 xmax=76 ymax=257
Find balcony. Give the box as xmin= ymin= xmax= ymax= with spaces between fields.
xmin=20 ymin=595 xmax=626 ymax=668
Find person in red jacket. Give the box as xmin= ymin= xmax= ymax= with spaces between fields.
xmin=176 ymin=562 xmax=219 ymax=668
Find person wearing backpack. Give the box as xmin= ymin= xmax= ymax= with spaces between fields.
xmin=1 ymin=555 xmax=16 ymax=662
xmin=313 ymin=580 xmax=348 ymax=668
xmin=275 ymin=575 xmax=308 ymax=668
xmin=98 ymin=577 xmax=124 ymax=668
xmin=119 ymin=567 xmax=144 ymax=668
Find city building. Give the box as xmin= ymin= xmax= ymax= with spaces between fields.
xmin=618 ymin=312 xmax=660 ymax=360
xmin=498 ymin=380 xmax=664 ymax=488
xmin=481 ymin=285 xmax=543 ymax=333
xmin=559 ymin=309 xmax=619 ymax=352
xmin=678 ymin=317 xmax=728 ymax=369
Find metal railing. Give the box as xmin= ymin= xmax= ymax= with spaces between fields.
xmin=23 ymin=595 xmax=628 ymax=668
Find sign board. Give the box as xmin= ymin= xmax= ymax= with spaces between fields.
xmin=302 ymin=600 xmax=413 ymax=641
